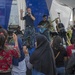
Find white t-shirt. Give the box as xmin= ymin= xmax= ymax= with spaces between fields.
xmin=12 ymin=58 xmax=27 ymax=72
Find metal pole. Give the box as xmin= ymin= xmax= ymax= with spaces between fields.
xmin=72 ymin=8 xmax=75 ymax=24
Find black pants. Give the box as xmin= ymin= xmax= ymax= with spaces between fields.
xmin=0 ymin=72 xmax=11 ymax=75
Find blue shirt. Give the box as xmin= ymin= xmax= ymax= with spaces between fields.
xmin=12 ymin=37 xmax=25 ymax=66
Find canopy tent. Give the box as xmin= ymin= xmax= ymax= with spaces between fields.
xmin=50 ymin=0 xmax=72 ymax=31
xmin=56 ymin=0 xmax=75 ymax=24
xmin=17 ymin=0 xmax=26 ymax=30
xmin=56 ymin=0 xmax=75 ymax=8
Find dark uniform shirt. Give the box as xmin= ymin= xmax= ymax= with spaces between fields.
xmin=23 ymin=14 xmax=35 ymax=48
xmin=53 ymin=49 xmax=67 ymax=67
xmin=56 ymin=23 xmax=65 ymax=32
xmin=23 ymin=14 xmax=34 ymax=27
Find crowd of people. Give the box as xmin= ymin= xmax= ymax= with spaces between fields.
xmin=0 ymin=7 xmax=75 ymax=75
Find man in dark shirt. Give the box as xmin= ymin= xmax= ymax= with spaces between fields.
xmin=38 ymin=15 xmax=50 ymax=41
xmin=55 ymin=19 xmax=67 ymax=45
xmin=20 ymin=7 xmax=35 ymax=26
xmin=20 ymin=7 xmax=35 ymax=49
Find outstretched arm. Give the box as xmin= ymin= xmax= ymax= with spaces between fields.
xmin=23 ymin=46 xmax=33 ymax=69
xmin=20 ymin=9 xmax=24 ymax=20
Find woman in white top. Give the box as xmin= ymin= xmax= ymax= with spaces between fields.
xmin=11 ymin=37 xmax=27 ymax=75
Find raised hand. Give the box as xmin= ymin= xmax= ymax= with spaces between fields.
xmin=13 ymin=33 xmax=17 ymax=42
xmin=20 ymin=9 xmax=23 ymax=13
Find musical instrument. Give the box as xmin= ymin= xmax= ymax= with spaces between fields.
xmin=48 ymin=17 xmax=59 ymax=32
xmin=56 ymin=13 xmax=65 ymax=32
xmin=66 ymin=33 xmax=71 ymax=46
xmin=39 ymin=17 xmax=60 ymax=33
xmin=66 ymin=29 xmax=72 ymax=46
xmin=57 ymin=12 xmax=71 ymax=46
xmin=50 ymin=17 xmax=59 ymax=24
xmin=38 ymin=23 xmax=48 ymax=33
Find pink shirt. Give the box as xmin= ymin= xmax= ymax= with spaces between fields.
xmin=67 ymin=44 xmax=75 ymax=57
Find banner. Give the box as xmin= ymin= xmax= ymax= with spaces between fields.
xmin=0 ymin=0 xmax=12 ymax=29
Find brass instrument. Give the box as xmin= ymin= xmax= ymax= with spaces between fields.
xmin=57 ymin=12 xmax=71 ymax=46
xmin=48 ymin=17 xmax=59 ymax=31
xmin=66 ymin=29 xmax=72 ymax=46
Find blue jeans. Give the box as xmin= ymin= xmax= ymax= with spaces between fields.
xmin=56 ymin=67 xmax=65 ymax=75
xmin=32 ymin=69 xmax=45 ymax=75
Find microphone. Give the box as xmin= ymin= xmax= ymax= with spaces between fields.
xmin=25 ymin=12 xmax=28 ymax=15
xmin=25 ymin=12 xmax=31 ymax=16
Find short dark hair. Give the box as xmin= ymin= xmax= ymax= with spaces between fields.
xmin=26 ymin=7 xmax=31 ymax=10
xmin=43 ymin=15 xmax=47 ymax=18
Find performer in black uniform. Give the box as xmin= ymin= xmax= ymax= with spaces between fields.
xmin=20 ymin=7 xmax=36 ymax=48
xmin=55 ymin=19 xmax=67 ymax=45
xmin=38 ymin=15 xmax=50 ymax=41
